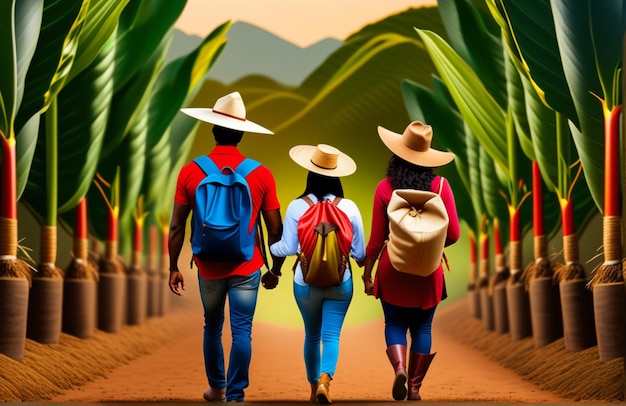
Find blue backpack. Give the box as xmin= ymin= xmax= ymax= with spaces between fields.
xmin=191 ymin=156 xmax=261 ymax=262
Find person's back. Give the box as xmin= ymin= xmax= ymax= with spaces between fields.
xmin=362 ymin=121 xmax=459 ymax=401
xmin=167 ymin=92 xmax=285 ymax=403
xmin=265 ymin=144 xmax=365 ymax=404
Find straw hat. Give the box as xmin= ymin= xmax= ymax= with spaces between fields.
xmin=289 ymin=144 xmax=357 ymax=177
xmin=180 ymin=91 xmax=273 ymax=134
xmin=377 ymin=121 xmax=454 ymax=167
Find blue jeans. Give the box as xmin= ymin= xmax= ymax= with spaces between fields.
xmin=198 ymin=270 xmax=261 ymax=402
xmin=381 ymin=301 xmax=436 ymax=354
xmin=293 ymin=277 xmax=353 ymax=384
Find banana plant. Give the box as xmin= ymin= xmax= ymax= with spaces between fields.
xmin=18 ymin=0 xmax=129 ymax=252
xmin=0 ymin=0 xmax=44 ymax=283
xmin=487 ymin=0 xmax=620 ymax=284
xmin=70 ymin=0 xmax=187 ymax=250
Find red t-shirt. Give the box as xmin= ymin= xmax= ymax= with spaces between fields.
xmin=174 ymin=146 xmax=280 ymax=279
xmin=365 ymin=176 xmax=460 ymax=309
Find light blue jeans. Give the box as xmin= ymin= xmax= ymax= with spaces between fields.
xmin=198 ymin=270 xmax=261 ymax=402
xmin=293 ymin=277 xmax=353 ymax=384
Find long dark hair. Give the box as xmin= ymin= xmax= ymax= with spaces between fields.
xmin=386 ymin=155 xmax=435 ymax=191
xmin=298 ymin=171 xmax=344 ymax=201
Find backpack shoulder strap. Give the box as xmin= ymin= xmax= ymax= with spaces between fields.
xmin=193 ymin=155 xmax=220 ymax=175
xmin=301 ymin=195 xmax=315 ymax=207
xmin=332 ymin=197 xmax=343 ymax=206
xmin=437 ymin=176 xmax=445 ymax=195
xmin=234 ymin=158 xmax=261 ymax=178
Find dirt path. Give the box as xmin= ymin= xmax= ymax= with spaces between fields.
xmin=50 ymin=298 xmax=564 ymax=403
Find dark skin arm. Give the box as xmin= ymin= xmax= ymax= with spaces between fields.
xmin=362 ymin=257 xmax=375 ymax=296
xmin=260 ymin=209 xmax=285 ymax=289
xmin=168 ymin=202 xmax=191 ymax=296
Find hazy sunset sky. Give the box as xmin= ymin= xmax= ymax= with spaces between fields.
xmin=175 ymin=0 xmax=437 ymax=47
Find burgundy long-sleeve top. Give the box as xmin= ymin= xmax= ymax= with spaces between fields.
xmin=365 ymin=176 xmax=461 ymax=309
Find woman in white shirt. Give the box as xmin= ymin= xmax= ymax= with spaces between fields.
xmin=263 ymin=144 xmax=366 ymax=404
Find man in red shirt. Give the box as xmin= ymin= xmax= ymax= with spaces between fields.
xmin=168 ymin=92 xmax=285 ymax=403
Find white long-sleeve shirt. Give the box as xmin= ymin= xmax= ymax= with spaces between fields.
xmin=270 ymin=193 xmax=366 ymax=286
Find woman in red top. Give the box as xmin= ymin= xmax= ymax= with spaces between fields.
xmin=362 ymin=121 xmax=460 ymax=401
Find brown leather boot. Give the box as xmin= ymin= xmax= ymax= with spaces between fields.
xmin=316 ymin=373 xmax=332 ymax=404
xmin=407 ymin=352 xmax=436 ymax=400
xmin=310 ymin=382 xmax=318 ymax=402
xmin=386 ymin=344 xmax=408 ymax=400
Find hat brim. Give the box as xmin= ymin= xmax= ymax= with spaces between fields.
xmin=180 ymin=108 xmax=274 ymax=134
xmin=378 ymin=126 xmax=454 ymax=167
xmin=289 ymin=145 xmax=357 ymax=177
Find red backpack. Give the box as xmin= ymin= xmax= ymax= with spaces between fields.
xmin=297 ymin=196 xmax=353 ymax=286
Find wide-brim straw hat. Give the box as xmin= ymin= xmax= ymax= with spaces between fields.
xmin=289 ymin=144 xmax=357 ymax=177
xmin=180 ymin=91 xmax=273 ymax=134
xmin=378 ymin=121 xmax=454 ymax=167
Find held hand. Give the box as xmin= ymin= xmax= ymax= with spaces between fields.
xmin=169 ymin=271 xmax=185 ymax=296
xmin=261 ymin=270 xmax=280 ymax=290
xmin=362 ymin=276 xmax=374 ymax=296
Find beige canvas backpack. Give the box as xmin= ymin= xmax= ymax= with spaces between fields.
xmin=386 ymin=177 xmax=448 ymax=276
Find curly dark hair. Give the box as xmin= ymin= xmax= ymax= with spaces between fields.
xmin=298 ymin=171 xmax=344 ymax=201
xmin=387 ymin=155 xmax=435 ymax=191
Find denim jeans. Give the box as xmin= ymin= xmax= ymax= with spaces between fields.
xmin=293 ymin=277 xmax=353 ymax=384
xmin=198 ymin=270 xmax=261 ymax=402
xmin=381 ymin=301 xmax=436 ymax=354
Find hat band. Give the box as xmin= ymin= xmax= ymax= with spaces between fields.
xmin=310 ymin=159 xmax=337 ymax=170
xmin=213 ymin=109 xmax=246 ymax=121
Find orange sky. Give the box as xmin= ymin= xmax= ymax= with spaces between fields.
xmin=175 ymin=0 xmax=437 ymax=47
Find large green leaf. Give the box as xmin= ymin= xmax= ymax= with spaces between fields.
xmin=99 ymin=30 xmax=166 ymax=160
xmin=1 ymin=0 xmax=44 ymax=198
xmin=87 ymin=34 xmax=174 ymax=242
xmin=15 ymin=115 xmax=40 ymax=199
xmin=550 ymin=0 xmax=614 ymax=212
xmin=24 ymin=37 xmax=115 ymax=225
xmin=0 ymin=0 xmax=43 ymax=137
xmin=492 ymin=0 xmax=578 ymax=123
xmin=111 ymin=0 xmax=185 ymax=92
xmin=416 ymin=29 xmax=509 ymax=179
xmin=467 ymin=130 xmax=486 ymax=226
xmin=67 ymin=0 xmax=130 ymax=82
xmin=15 ymin=0 xmax=85 ymax=133
xmin=479 ymin=146 xmax=510 ymax=241
xmin=490 ymin=0 xmax=600 ymax=234
xmin=505 ymin=51 xmax=533 ymax=161
xmin=438 ymin=0 xmax=507 ymax=107
xmin=587 ymin=0 xmax=623 ymax=108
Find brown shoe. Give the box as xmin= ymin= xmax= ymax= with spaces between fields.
xmin=316 ymin=373 xmax=332 ymax=404
xmin=203 ymin=386 xmax=226 ymax=402
xmin=310 ymin=382 xmax=319 ymax=402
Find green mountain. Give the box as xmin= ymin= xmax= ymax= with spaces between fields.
xmin=169 ymin=22 xmax=343 ymax=86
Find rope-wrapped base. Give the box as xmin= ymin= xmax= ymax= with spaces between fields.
xmin=35 ymin=263 xmax=63 ymax=279
xmin=0 ymin=258 xmax=32 ymax=285
xmin=98 ymin=257 xmax=125 ymax=274
xmin=588 ymin=262 xmax=623 ymax=288
xmin=65 ymin=259 xmax=99 ymax=281
xmin=554 ymin=261 xmax=586 ymax=283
